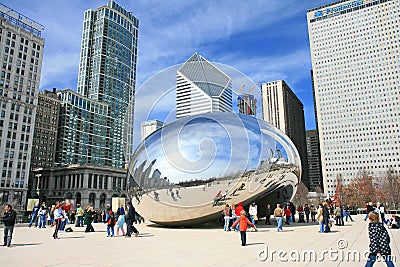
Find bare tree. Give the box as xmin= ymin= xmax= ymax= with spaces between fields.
xmin=342 ymin=172 xmax=376 ymax=208
xmin=315 ymin=186 xmax=326 ymax=204
xmin=292 ymin=181 xmax=309 ymax=206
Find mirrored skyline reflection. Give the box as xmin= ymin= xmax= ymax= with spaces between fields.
xmin=128 ymin=113 xmax=300 ymax=199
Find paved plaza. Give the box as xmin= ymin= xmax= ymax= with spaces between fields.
xmin=0 ymin=214 xmax=399 ymax=267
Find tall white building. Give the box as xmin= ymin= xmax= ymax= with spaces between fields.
xmin=307 ymin=0 xmax=400 ymax=196
xmin=176 ymin=53 xmax=232 ymax=119
xmin=261 ymin=80 xmax=309 ymax=187
xmin=0 ymin=3 xmax=45 ymax=208
xmin=141 ymin=119 xmax=164 ymax=141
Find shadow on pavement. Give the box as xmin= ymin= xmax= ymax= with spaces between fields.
xmin=11 ymin=243 xmax=41 ymax=247
xmin=244 ymin=242 xmax=265 ymax=246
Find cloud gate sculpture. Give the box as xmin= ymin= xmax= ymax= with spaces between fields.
xmin=128 ymin=113 xmax=301 ymax=226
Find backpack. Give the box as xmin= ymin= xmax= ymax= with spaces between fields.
xmin=107 ymin=214 xmax=115 ymax=226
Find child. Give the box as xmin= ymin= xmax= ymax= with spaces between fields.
xmin=365 ymin=211 xmax=395 ymax=267
xmin=106 ymin=210 xmax=116 ymax=237
xmin=231 ymin=210 xmax=255 ymax=246
xmin=116 ymin=212 xmax=126 ymax=236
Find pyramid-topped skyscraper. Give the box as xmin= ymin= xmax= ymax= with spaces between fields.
xmin=176 ymin=53 xmax=232 ymax=119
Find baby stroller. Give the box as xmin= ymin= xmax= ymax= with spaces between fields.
xmin=298 ymin=210 xmax=305 ymax=223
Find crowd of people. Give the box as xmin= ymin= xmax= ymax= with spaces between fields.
xmin=220 ymin=199 xmax=399 ymax=244
xmin=2 ymin=197 xmax=400 ymax=266
xmin=7 ymin=200 xmax=144 ymax=243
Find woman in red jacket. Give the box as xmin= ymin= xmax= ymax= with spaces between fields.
xmin=284 ymin=205 xmax=292 ymax=225
xmin=231 ymin=210 xmax=255 ymax=246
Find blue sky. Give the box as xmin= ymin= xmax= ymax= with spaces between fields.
xmin=3 ymin=0 xmax=332 ymax=146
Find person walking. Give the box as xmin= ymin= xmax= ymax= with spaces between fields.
xmin=84 ymin=206 xmax=95 ymax=233
xmin=334 ymin=204 xmax=342 ymax=226
xmin=234 ymin=202 xmax=244 ymax=231
xmin=316 ymin=203 xmax=324 ymax=233
xmin=344 ymin=205 xmax=354 ymax=222
xmin=116 ymin=212 xmax=126 ymax=236
xmin=52 ymin=203 xmax=63 ymax=239
xmin=310 ymin=204 xmax=317 ymax=222
xmin=222 ymin=204 xmax=231 ymax=232
xmin=230 ymin=204 xmax=237 ymax=231
xmin=49 ymin=204 xmax=55 ymax=226
xmin=248 ymin=202 xmax=258 ymax=228
xmin=323 ymin=202 xmax=331 ymax=233
xmin=29 ymin=203 xmax=39 ymax=228
xmin=38 ymin=202 xmax=48 ymax=229
xmin=125 ymin=202 xmax=139 ymax=237
xmin=274 ymin=204 xmax=284 ymax=232
xmin=265 ymin=204 xmax=272 ymax=225
xmin=289 ymin=202 xmax=296 ymax=223
xmin=76 ymin=204 xmax=84 ymax=227
xmin=231 ymin=210 xmax=255 ymax=246
xmin=304 ymin=204 xmax=311 ymax=223
xmin=364 ymin=211 xmax=395 ymax=267
xmin=378 ymin=202 xmax=386 ymax=225
xmin=59 ymin=205 xmax=68 ymax=232
xmin=284 ymin=205 xmax=291 ymax=225
xmin=3 ymin=204 xmax=17 ymax=247
xmin=106 ymin=210 xmax=116 ymax=237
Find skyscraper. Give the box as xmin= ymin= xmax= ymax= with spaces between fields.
xmin=307 ymin=0 xmax=400 ymax=196
xmin=237 ymin=94 xmax=256 ymax=116
xmin=77 ymin=0 xmax=138 ymax=167
xmin=0 ymin=4 xmax=45 ymax=208
xmin=29 ymin=89 xmax=60 ymax=197
xmin=261 ymin=80 xmax=309 ymax=187
xmin=35 ymin=1 xmax=137 ymax=208
xmin=306 ymin=130 xmax=323 ymax=191
xmin=176 ymin=53 xmax=232 ymax=119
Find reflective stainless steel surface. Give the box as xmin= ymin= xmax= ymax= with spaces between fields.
xmin=128 ymin=113 xmax=301 ymax=226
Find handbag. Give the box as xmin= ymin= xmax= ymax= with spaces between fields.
xmin=253 ymin=215 xmax=258 ymax=221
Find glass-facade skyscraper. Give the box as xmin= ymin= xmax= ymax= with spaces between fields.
xmin=36 ymin=1 xmax=137 ymax=209
xmin=76 ymin=0 xmax=138 ymax=168
xmin=307 ymin=0 xmax=400 ymax=196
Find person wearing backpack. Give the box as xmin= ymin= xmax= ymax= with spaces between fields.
xmin=106 ymin=210 xmax=116 ymax=237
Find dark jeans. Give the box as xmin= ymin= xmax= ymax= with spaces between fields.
xmin=85 ymin=222 xmax=94 ymax=232
xmin=265 ymin=215 xmax=271 ymax=224
xmin=53 ymin=220 xmax=61 ymax=238
xmin=311 ymin=213 xmax=316 ymax=222
xmin=29 ymin=215 xmax=38 ymax=227
xmin=76 ymin=216 xmax=84 ymax=227
xmin=3 ymin=225 xmax=14 ymax=246
xmin=365 ymin=254 xmax=395 ymax=267
xmin=59 ymin=220 xmax=67 ymax=231
xmin=240 ymin=231 xmax=246 ymax=246
xmin=39 ymin=215 xmax=47 ymax=228
xmin=126 ymin=219 xmax=138 ymax=236
xmin=335 ymin=216 xmax=341 ymax=225
xmin=285 ymin=215 xmax=290 ymax=225
xmin=324 ymin=217 xmax=330 ymax=232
